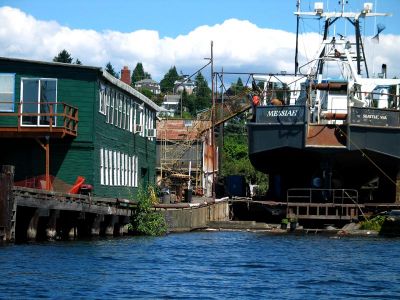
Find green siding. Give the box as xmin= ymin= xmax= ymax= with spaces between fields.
xmin=93 ymin=99 xmax=157 ymax=199
xmin=0 ymin=58 xmax=157 ymax=199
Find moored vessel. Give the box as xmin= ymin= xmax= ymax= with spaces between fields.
xmin=248 ymin=1 xmax=400 ymax=206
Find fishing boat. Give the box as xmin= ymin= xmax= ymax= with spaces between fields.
xmin=248 ymin=1 xmax=400 ymax=204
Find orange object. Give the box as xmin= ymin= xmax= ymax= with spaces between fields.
xmin=68 ymin=176 xmax=85 ymax=194
xmin=252 ymin=95 xmax=260 ymax=106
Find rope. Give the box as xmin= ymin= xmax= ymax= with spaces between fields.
xmin=335 ymin=125 xmax=398 ymax=187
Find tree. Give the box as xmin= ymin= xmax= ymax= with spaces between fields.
xmin=74 ymin=58 xmax=82 ymax=65
xmin=192 ymin=72 xmax=211 ymax=113
xmin=131 ymin=62 xmax=151 ymax=85
xmin=226 ymin=77 xmax=245 ymax=96
xmin=53 ymin=49 xmax=73 ymax=63
xmin=222 ymin=135 xmax=269 ymax=195
xmin=139 ymin=88 xmax=153 ymax=99
xmin=105 ymin=62 xmax=119 ymax=78
xmin=160 ymin=66 xmax=180 ymax=93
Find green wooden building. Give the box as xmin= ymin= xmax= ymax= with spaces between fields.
xmin=0 ymin=57 xmax=160 ymax=198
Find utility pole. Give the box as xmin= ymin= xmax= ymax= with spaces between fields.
xmin=211 ymin=41 xmax=216 ymax=200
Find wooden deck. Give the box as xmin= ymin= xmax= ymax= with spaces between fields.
xmin=0 ymin=102 xmax=78 ymax=138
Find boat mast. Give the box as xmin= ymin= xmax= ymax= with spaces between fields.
xmin=297 ymin=0 xmax=390 ymax=78
xmin=295 ymin=0 xmax=300 ymax=76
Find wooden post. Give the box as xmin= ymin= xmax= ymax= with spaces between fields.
xmin=45 ymin=139 xmax=50 ymax=190
xmin=35 ymin=138 xmax=51 ymax=190
xmin=0 ymin=165 xmax=15 ymax=241
xmin=396 ymin=170 xmax=400 ymax=203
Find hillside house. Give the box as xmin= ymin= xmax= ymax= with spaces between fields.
xmin=0 ymin=57 xmax=160 ymax=198
xmin=134 ymin=79 xmax=161 ymax=95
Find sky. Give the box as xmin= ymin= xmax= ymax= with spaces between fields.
xmin=0 ymin=0 xmax=399 ymax=82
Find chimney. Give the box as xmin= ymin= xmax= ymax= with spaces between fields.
xmin=120 ymin=66 xmax=131 ymax=85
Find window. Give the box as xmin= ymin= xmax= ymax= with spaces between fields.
xmin=109 ymin=150 xmax=113 ymax=186
xmin=121 ymin=153 xmax=125 ymax=186
xmin=104 ymin=149 xmax=109 ymax=185
xmin=99 ymin=84 xmax=106 ymax=115
xmin=21 ymin=78 xmax=57 ymax=126
xmin=122 ymin=96 xmax=126 ymax=130
xmin=118 ymin=95 xmax=123 ymax=128
xmin=115 ymin=94 xmax=119 ymax=127
xmin=117 ymin=152 xmax=121 ymax=186
xmin=110 ymin=91 xmax=115 ymax=125
xmin=106 ymin=89 xmax=111 ymax=123
xmin=113 ymin=151 xmax=117 ymax=185
xmin=100 ymin=149 xmax=104 ymax=185
xmin=0 ymin=73 xmax=15 ymax=112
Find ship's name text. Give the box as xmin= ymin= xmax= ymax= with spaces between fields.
xmin=362 ymin=114 xmax=387 ymax=120
xmin=266 ymin=110 xmax=298 ymax=117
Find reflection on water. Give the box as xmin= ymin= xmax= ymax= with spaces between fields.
xmin=1 ymin=232 xmax=399 ymax=299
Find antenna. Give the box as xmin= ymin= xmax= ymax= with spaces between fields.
xmin=340 ymin=0 xmax=349 ymax=15
xmin=295 ymin=0 xmax=301 ymax=76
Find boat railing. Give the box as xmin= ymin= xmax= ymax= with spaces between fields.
xmin=287 ymin=188 xmax=359 ymax=205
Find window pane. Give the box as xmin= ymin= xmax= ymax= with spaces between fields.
xmin=40 ymin=80 xmax=57 ymax=125
xmin=0 ymin=74 xmax=14 ymax=112
xmin=22 ymin=79 xmax=39 ymax=125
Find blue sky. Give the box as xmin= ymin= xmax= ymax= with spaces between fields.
xmin=3 ymin=0 xmax=400 ymax=36
xmin=0 ymin=0 xmax=399 ymax=79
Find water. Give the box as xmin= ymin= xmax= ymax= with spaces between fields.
xmin=1 ymin=232 xmax=400 ymax=299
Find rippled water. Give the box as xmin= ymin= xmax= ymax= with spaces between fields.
xmin=1 ymin=232 xmax=400 ymax=299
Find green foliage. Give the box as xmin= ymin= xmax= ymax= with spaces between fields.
xmin=131 ymin=62 xmax=151 ymax=85
xmin=281 ymin=218 xmax=289 ymax=225
xmin=139 ymin=88 xmax=154 ymax=99
xmin=152 ymin=94 xmax=164 ymax=106
xmin=221 ymin=121 xmax=268 ymax=195
xmin=189 ymin=72 xmax=211 ymax=114
xmin=359 ymin=215 xmax=386 ymax=231
xmin=227 ymin=77 xmax=246 ymax=96
xmin=105 ymin=62 xmax=119 ymax=78
xmin=160 ymin=66 xmax=180 ymax=93
xmin=128 ymin=185 xmax=167 ymax=236
xmin=53 ymin=49 xmax=81 ymax=64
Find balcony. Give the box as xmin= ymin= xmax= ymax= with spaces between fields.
xmin=0 ymin=102 xmax=78 ymax=138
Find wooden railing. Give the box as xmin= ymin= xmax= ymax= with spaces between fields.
xmin=0 ymin=101 xmax=78 ymax=137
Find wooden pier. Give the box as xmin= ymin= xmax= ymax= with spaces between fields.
xmin=0 ymin=166 xmax=229 ymax=242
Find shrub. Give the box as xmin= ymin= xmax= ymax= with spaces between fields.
xmin=128 ymin=185 xmax=167 ymax=236
xmin=359 ymin=215 xmax=386 ymax=231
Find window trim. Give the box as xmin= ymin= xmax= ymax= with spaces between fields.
xmin=0 ymin=73 xmax=15 ymax=113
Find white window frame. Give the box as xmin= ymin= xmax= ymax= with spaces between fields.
xmin=100 ymin=148 xmax=104 ymax=185
xmin=99 ymin=84 xmax=106 ymax=115
xmin=106 ymin=89 xmax=111 ymax=123
xmin=0 ymin=73 xmax=15 ymax=112
xmin=121 ymin=153 xmax=125 ymax=186
xmin=119 ymin=95 xmax=123 ymax=128
xmin=113 ymin=151 xmax=117 ymax=185
xmin=104 ymin=149 xmax=109 ymax=186
xmin=110 ymin=91 xmax=115 ymax=125
xmin=109 ymin=150 xmax=113 ymax=186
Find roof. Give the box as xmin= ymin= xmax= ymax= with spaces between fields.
xmin=135 ymin=78 xmax=159 ymax=85
xmin=102 ymin=71 xmax=161 ymax=112
xmin=0 ymin=56 xmax=101 ymax=71
xmin=0 ymin=56 xmax=161 ymax=112
xmin=156 ymin=119 xmax=211 ymax=140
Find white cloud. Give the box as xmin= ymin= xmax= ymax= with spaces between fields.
xmin=0 ymin=6 xmax=399 ymax=81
